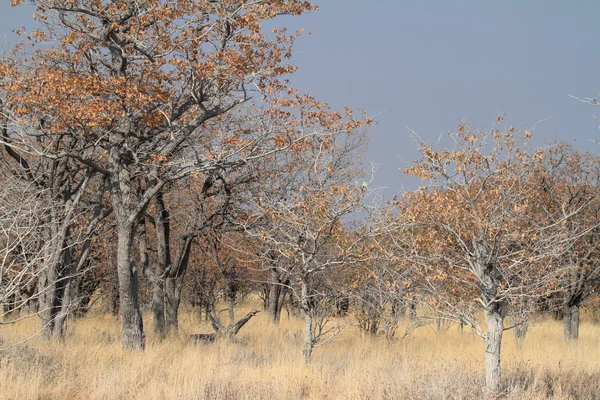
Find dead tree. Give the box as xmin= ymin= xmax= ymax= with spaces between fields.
xmin=190 ymin=310 xmax=260 ymax=343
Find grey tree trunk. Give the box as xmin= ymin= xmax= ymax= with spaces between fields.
xmin=39 ymin=228 xmax=63 ymax=338
xmin=275 ymin=284 xmax=287 ymax=322
xmin=116 ymin=223 xmax=145 ymax=349
xmin=152 ymin=192 xmax=170 ymax=337
xmin=564 ymin=303 xmax=580 ymax=341
xmin=108 ymin=270 xmax=120 ymax=318
xmin=484 ymin=302 xmax=505 ymax=394
xmin=52 ymin=245 xmax=74 ymax=341
xmin=300 ymin=277 xmax=313 ymax=362
xmin=227 ymin=292 xmax=235 ymax=325
xmin=267 ymin=267 xmax=287 ymax=324
xmin=165 ymin=276 xmax=182 ymax=330
xmin=408 ymin=296 xmax=417 ymax=321
xmin=151 ymin=276 xmax=166 ymax=338
xmin=164 ymin=236 xmax=193 ymax=332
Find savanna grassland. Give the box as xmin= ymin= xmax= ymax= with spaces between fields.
xmin=1 ymin=304 xmax=600 ymax=400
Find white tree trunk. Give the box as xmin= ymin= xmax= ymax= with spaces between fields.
xmin=300 ymin=278 xmax=313 ymax=362
xmin=484 ymin=304 xmax=504 ymax=393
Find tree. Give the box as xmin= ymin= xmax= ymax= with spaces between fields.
xmin=2 ymin=0 xmax=368 ymax=349
xmin=1 ymin=96 xmax=110 ymax=338
xmin=533 ymin=142 xmax=600 ymax=341
xmin=0 ymin=175 xmax=55 ymax=325
xmin=400 ymin=122 xmax=587 ymax=392
xmin=244 ymin=130 xmax=371 ymax=361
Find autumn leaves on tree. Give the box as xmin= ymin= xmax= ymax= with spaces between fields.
xmin=1 ymin=0 xmax=370 ymax=349
xmin=2 ymin=1 xmax=600 ymax=396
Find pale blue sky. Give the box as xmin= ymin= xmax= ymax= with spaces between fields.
xmin=2 ymin=1 xmax=599 ymax=197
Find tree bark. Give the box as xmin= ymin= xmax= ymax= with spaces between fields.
xmin=52 ymin=245 xmax=74 ymax=341
xmin=164 ymin=236 xmax=193 ymax=332
xmin=39 ymin=228 xmax=63 ymax=338
xmin=108 ymin=270 xmax=120 ymax=318
xmin=115 ymin=223 xmax=145 ymax=350
xmin=564 ymin=302 xmax=580 ymax=341
xmin=151 ymin=275 xmax=166 ymax=338
xmin=300 ymin=276 xmax=313 ymax=362
xmin=165 ymin=276 xmax=182 ymax=331
xmin=152 ymin=191 xmax=170 ymax=337
xmin=227 ymin=291 xmax=235 ymax=325
xmin=268 ymin=267 xmax=287 ymax=324
xmin=408 ymin=296 xmax=417 ymax=321
xmin=484 ymin=301 xmax=505 ymax=394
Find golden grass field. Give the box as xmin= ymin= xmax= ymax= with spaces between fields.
xmin=1 ymin=305 xmax=600 ymax=400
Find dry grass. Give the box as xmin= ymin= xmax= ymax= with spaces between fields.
xmin=1 ymin=306 xmax=600 ymax=400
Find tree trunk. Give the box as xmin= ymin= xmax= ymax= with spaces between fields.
xmin=564 ymin=302 xmax=580 ymax=341
xmin=151 ymin=276 xmax=165 ymax=338
xmin=116 ymin=223 xmax=145 ymax=350
xmin=267 ymin=267 xmax=281 ymax=322
xmin=302 ymin=309 xmax=313 ymax=362
xmin=164 ymin=236 xmax=193 ymax=332
xmin=275 ymin=283 xmax=287 ymax=323
xmin=267 ymin=268 xmax=288 ymax=325
xmin=408 ymin=296 xmax=417 ymax=321
xmin=262 ymin=286 xmax=270 ymax=311
xmin=227 ymin=291 xmax=235 ymax=325
xmin=300 ymin=276 xmax=313 ymax=362
xmin=152 ymin=191 xmax=170 ymax=337
xmin=165 ymin=276 xmax=182 ymax=331
xmin=108 ymin=271 xmax=120 ymax=318
xmin=52 ymin=245 xmax=75 ymax=341
xmin=39 ymin=233 xmax=62 ymax=337
xmin=484 ymin=302 xmax=505 ymax=394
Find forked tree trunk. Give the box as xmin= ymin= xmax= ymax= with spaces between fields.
xmin=164 ymin=236 xmax=193 ymax=332
xmin=268 ymin=267 xmax=287 ymax=324
xmin=484 ymin=301 xmax=506 ymax=394
xmin=564 ymin=302 xmax=580 ymax=341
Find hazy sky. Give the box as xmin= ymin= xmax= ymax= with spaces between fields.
xmin=2 ymin=1 xmax=599 ymax=198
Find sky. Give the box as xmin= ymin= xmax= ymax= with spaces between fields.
xmin=2 ymin=1 xmax=600 ymax=199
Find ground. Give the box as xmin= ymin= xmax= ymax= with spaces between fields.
xmin=1 ymin=304 xmax=599 ymax=399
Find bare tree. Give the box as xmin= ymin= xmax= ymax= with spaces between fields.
xmin=243 ymin=131 xmax=370 ymax=361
